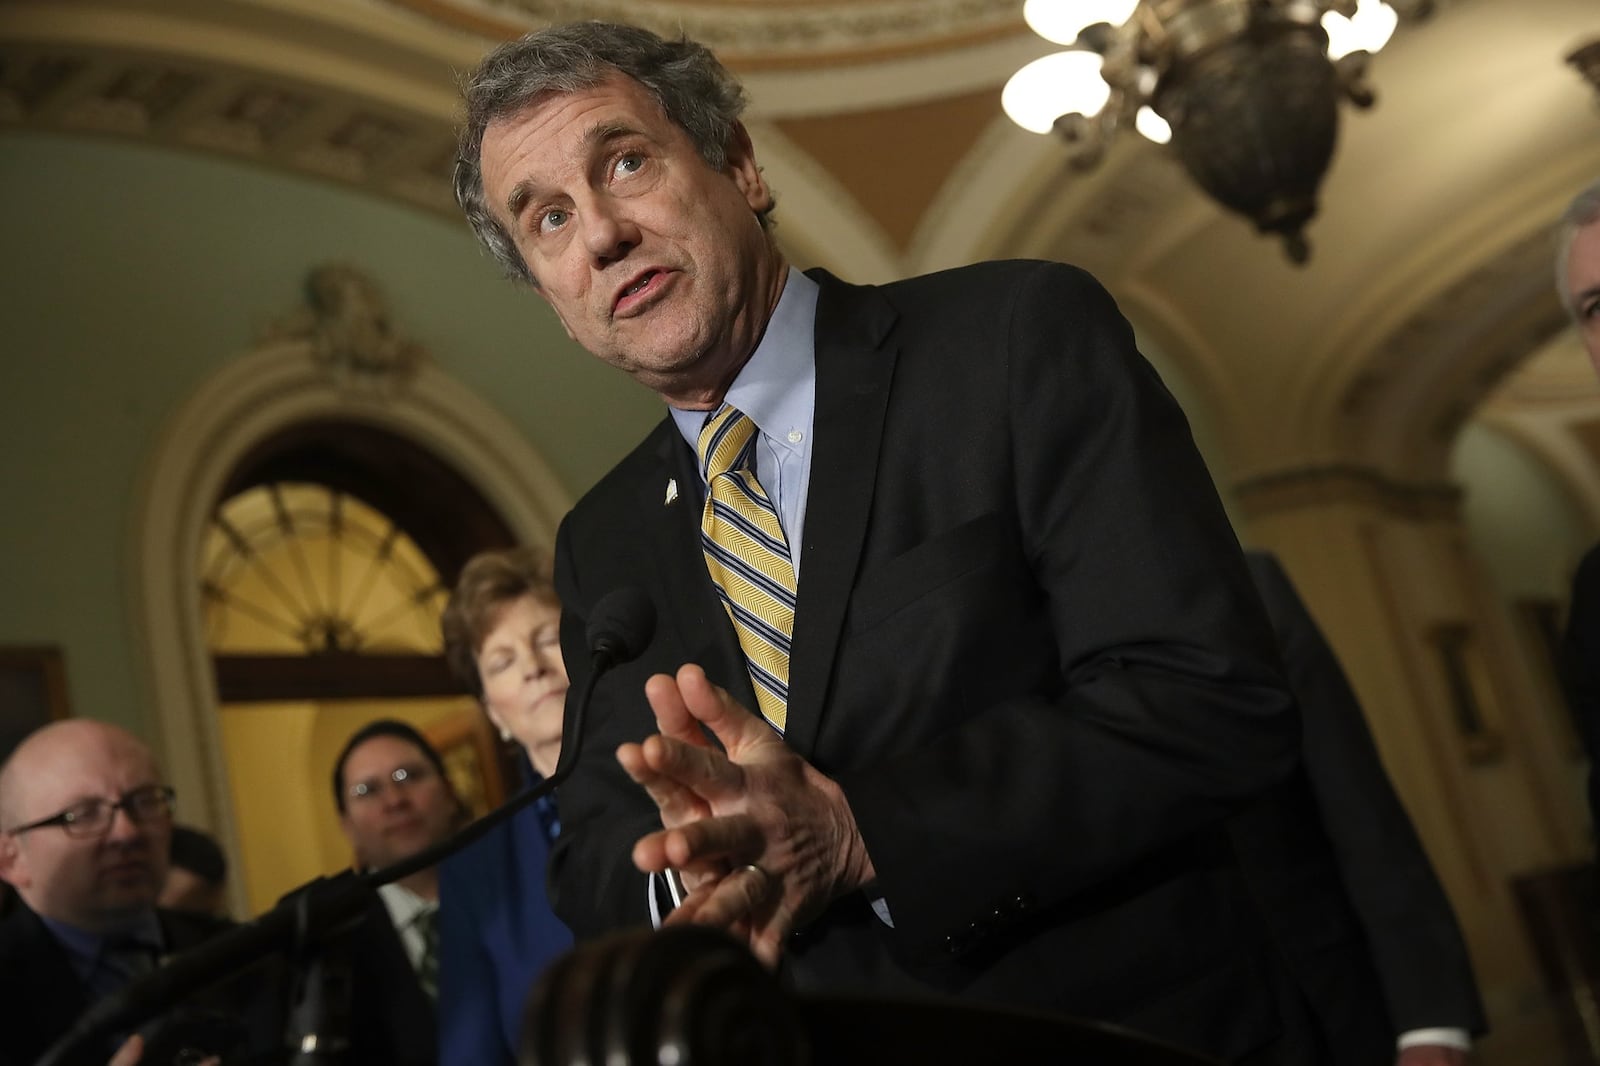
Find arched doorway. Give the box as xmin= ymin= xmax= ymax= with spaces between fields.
xmin=132 ymin=265 xmax=573 ymax=916
xmin=203 ymin=422 xmax=521 ymax=911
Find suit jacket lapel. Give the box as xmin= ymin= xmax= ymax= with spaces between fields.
xmin=785 ymin=270 xmax=898 ymax=756
xmin=644 ymin=419 xmax=760 ymax=714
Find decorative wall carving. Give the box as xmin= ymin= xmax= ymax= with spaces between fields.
xmin=268 ymin=264 xmax=425 ymax=392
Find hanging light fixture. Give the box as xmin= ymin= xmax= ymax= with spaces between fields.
xmin=1572 ymin=38 xmax=1600 ymax=102
xmin=1005 ymin=0 xmax=1431 ymax=263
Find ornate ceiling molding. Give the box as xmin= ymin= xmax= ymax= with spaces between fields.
xmin=380 ymin=0 xmax=1023 ymax=65
xmin=1233 ymin=464 xmax=1462 ymax=523
xmin=1330 ymin=224 xmax=1571 ymax=469
xmin=0 ymin=41 xmax=460 ymax=218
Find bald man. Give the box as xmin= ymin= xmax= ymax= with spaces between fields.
xmin=0 ymin=721 xmax=268 ymax=1066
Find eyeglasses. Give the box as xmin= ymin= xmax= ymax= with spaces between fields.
xmin=346 ymin=764 xmax=437 ymax=803
xmin=4 ymin=785 xmax=176 ymax=840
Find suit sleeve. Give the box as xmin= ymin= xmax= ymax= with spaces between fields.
xmin=549 ymin=514 xmax=677 ymax=936
xmin=1248 ymin=551 xmax=1485 ymax=1035
xmin=833 ymin=263 xmax=1301 ymax=960
xmin=1563 ymin=543 xmax=1600 ymax=842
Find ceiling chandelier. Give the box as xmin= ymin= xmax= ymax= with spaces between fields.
xmin=1572 ymin=38 xmax=1600 ymax=101
xmin=1004 ymin=0 xmax=1431 ymax=263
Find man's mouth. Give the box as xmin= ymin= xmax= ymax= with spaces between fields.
xmin=101 ymin=859 xmax=149 ymax=880
xmin=614 ymin=270 xmax=666 ymax=314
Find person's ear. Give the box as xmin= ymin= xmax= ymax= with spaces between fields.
xmin=0 ymin=833 xmax=28 ymax=890
xmin=482 ymin=700 xmax=514 ymax=743
xmin=337 ymin=811 xmax=363 ymax=862
xmin=724 ymin=122 xmax=773 ymax=215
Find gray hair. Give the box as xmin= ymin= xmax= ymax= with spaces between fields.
xmin=454 ymin=21 xmax=762 ymax=285
xmin=1557 ymin=178 xmax=1600 ymax=318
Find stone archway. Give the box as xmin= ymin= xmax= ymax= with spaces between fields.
xmin=130 ymin=264 xmax=571 ymax=908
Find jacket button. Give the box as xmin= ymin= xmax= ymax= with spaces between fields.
xmin=944 ymin=921 xmax=983 ymax=956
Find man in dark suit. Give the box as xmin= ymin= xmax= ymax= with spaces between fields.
xmin=454 ymin=22 xmax=1307 ymax=1064
xmin=0 ymin=720 xmax=269 ymax=1066
xmin=1238 ymin=552 xmax=1484 ymax=1066
xmin=325 ymin=719 xmax=459 ymax=1066
xmin=1557 ymin=178 xmax=1600 ymax=840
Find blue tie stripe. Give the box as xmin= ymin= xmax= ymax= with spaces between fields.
xmin=707 ymin=497 xmax=791 ymax=558
xmin=746 ymin=659 xmax=789 ymax=703
xmin=701 ymin=527 xmax=797 ymax=603
xmin=712 ymin=584 xmax=795 ymax=653
xmin=705 ymin=566 xmax=795 ymax=644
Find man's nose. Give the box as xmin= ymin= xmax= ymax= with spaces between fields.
xmin=104 ymin=805 xmax=143 ymax=843
xmin=582 ymin=199 xmax=639 ymax=265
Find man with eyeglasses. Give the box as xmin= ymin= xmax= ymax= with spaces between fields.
xmin=0 ymin=719 xmax=263 ymax=1065
xmin=326 ymin=719 xmax=464 ymax=1061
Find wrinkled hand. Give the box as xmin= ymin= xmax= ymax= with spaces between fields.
xmin=108 ymin=1036 xmax=143 ymax=1066
xmin=615 ymin=666 xmax=723 ymax=894
xmin=616 ymin=664 xmax=875 ymax=966
xmin=1397 ymin=1046 xmax=1468 ymax=1066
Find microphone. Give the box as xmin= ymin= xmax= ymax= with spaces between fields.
xmin=587 ymin=585 xmax=656 ymax=671
xmin=37 ymin=586 xmax=657 ymax=1066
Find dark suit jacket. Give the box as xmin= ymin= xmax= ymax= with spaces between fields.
xmin=549 ymin=261 xmax=1307 ymax=1062
xmin=0 ymin=902 xmax=267 ymax=1066
xmin=1235 ymin=552 xmax=1485 ymax=1063
xmin=437 ymin=801 xmax=572 ymax=1066
xmin=325 ymin=889 xmax=437 ymax=1066
xmin=1563 ymin=541 xmax=1600 ymax=839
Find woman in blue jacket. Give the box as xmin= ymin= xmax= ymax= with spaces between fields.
xmin=438 ymin=547 xmax=575 ymax=1066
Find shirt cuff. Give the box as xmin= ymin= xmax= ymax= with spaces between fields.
xmin=1397 ymin=1028 xmax=1472 ymax=1052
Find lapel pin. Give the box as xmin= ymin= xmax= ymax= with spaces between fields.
xmin=665 ymin=478 xmax=679 ymax=505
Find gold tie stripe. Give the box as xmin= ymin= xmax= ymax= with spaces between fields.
xmin=697 ymin=404 xmax=795 ymax=733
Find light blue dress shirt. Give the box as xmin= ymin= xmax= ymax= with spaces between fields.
xmin=670 ymin=266 xmax=818 ymax=575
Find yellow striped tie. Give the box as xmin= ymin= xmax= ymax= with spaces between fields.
xmin=698 ymin=404 xmax=795 ymax=733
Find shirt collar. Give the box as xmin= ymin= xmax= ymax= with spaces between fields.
xmin=377 ymin=881 xmax=434 ymax=928
xmin=40 ymin=908 xmax=164 ymax=966
xmin=671 ymin=266 xmax=818 ymax=457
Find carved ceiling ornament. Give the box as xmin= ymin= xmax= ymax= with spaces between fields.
xmin=268 ymin=264 xmax=426 ymax=394
xmin=379 ymin=0 xmax=1023 ymax=63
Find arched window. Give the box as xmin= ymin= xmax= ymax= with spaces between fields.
xmin=134 ymin=264 xmax=572 ymax=918
xmin=204 ymin=421 xmax=519 ymax=912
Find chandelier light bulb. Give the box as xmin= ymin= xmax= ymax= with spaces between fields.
xmin=1003 ymin=51 xmax=1112 ymax=133
xmin=1322 ymin=0 xmax=1399 ymax=60
xmin=1023 ymin=0 xmax=1140 ymax=46
xmin=1134 ymin=106 xmax=1172 ymax=144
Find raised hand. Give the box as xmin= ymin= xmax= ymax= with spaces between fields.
xmin=616 ymin=664 xmax=875 ymax=966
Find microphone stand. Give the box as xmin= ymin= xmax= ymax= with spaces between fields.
xmin=37 ymin=590 xmax=651 ymax=1066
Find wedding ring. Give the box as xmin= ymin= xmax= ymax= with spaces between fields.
xmin=738 ymin=862 xmax=770 ymax=886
